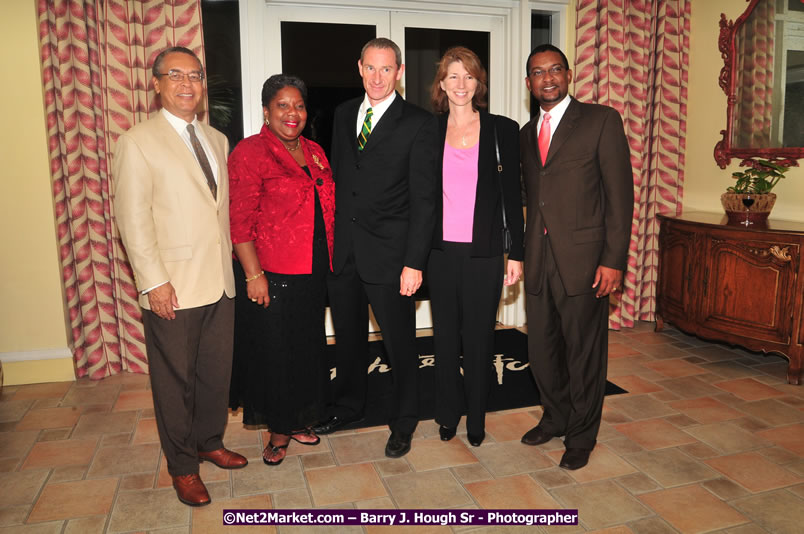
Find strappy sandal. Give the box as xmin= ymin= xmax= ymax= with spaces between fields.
xmin=290 ymin=428 xmax=321 ymax=446
xmin=262 ymin=442 xmax=288 ymax=466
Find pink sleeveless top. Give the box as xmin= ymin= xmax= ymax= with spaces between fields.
xmin=442 ymin=141 xmax=479 ymax=243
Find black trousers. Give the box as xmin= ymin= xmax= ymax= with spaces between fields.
xmin=143 ymin=294 xmax=234 ymax=476
xmin=526 ymin=239 xmax=608 ymax=450
xmin=327 ymin=257 xmax=419 ymax=434
xmin=427 ymin=243 xmax=503 ymax=435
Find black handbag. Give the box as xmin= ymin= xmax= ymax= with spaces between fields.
xmin=493 ymin=123 xmax=512 ymax=254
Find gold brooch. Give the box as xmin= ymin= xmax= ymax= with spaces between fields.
xmin=311 ymin=154 xmax=325 ymax=170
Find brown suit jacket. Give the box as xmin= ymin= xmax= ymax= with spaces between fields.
xmin=521 ymin=97 xmax=633 ymax=296
xmin=113 ymin=113 xmax=235 ymax=310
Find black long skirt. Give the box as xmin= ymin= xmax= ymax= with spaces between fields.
xmin=229 ymin=191 xmax=329 ymax=434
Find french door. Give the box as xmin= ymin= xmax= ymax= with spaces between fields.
xmin=241 ymin=2 xmax=505 ymax=137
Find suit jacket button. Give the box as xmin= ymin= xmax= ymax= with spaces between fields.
xmin=355 ymin=163 xmax=361 ymax=169
xmin=316 ymin=178 xmax=323 ymax=186
xmin=351 ymin=217 xmax=357 ymax=222
xmin=539 ymin=201 xmax=545 ymax=207
xmin=352 ymin=191 xmax=357 ymax=196
xmin=540 ymin=170 xmax=547 ymax=176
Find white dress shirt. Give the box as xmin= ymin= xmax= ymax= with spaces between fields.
xmin=538 ymin=93 xmax=571 ymax=144
xmin=355 ymin=92 xmax=397 ymax=136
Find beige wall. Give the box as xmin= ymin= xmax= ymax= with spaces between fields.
xmin=684 ymin=0 xmax=804 ymax=222
xmin=0 ymin=2 xmax=73 ymax=384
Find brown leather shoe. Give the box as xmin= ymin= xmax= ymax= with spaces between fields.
xmin=172 ymin=474 xmax=211 ymax=507
xmin=198 ymin=448 xmax=248 ymax=469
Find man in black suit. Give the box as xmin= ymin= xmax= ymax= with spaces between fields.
xmin=519 ymin=45 xmax=633 ymax=470
xmin=313 ymin=38 xmax=438 ymax=458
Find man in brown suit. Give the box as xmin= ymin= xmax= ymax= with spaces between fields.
xmin=519 ymin=45 xmax=633 ymax=470
xmin=114 ymin=47 xmax=246 ymax=506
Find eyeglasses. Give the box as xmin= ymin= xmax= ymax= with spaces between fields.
xmin=529 ymin=65 xmax=566 ymax=78
xmin=157 ymin=69 xmax=205 ymax=83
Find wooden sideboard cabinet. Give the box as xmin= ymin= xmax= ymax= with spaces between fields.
xmin=656 ymin=212 xmax=804 ymax=385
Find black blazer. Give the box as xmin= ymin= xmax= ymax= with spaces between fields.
xmin=431 ymin=111 xmax=524 ymax=261
xmin=520 ymin=97 xmax=633 ymax=296
xmin=330 ymin=93 xmax=439 ymax=284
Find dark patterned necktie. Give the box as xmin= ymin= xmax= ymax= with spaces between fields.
xmin=186 ymin=124 xmax=217 ymax=199
xmin=357 ymin=107 xmax=373 ymax=151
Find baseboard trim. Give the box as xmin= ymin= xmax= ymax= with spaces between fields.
xmin=0 ymin=347 xmax=72 ymax=363
xmin=1 ymin=348 xmax=75 ymax=386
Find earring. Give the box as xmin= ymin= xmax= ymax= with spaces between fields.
xmin=264 ymin=119 xmax=270 ymax=126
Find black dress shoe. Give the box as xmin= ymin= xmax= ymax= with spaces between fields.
xmin=521 ymin=426 xmax=554 ymax=446
xmin=312 ymin=415 xmax=363 ymax=435
xmin=385 ymin=432 xmax=412 ymax=458
xmin=438 ymin=425 xmax=456 ymax=441
xmin=467 ymin=431 xmax=485 ymax=447
xmin=559 ymin=448 xmax=592 ymax=470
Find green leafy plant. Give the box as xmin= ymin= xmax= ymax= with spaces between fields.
xmin=206 ymin=74 xmax=235 ymax=128
xmin=727 ymin=159 xmax=789 ymax=194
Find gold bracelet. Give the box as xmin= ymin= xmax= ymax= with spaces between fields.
xmin=245 ymin=271 xmax=264 ymax=283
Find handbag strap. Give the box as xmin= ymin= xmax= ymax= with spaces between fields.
xmin=493 ymin=122 xmax=509 ymax=232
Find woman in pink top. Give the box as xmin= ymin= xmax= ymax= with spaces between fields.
xmin=428 ymin=47 xmax=524 ymax=446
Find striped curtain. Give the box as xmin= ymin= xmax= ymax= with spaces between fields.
xmin=37 ymin=0 xmax=207 ymax=378
xmin=574 ymin=0 xmax=691 ymax=329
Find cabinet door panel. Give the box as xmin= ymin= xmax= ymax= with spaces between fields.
xmin=657 ymin=223 xmax=696 ymax=323
xmin=699 ymin=238 xmax=799 ymax=344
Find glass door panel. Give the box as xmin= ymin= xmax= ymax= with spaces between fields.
xmin=403 ymin=28 xmax=490 ymax=112
xmin=280 ymin=21 xmax=377 ymax=157
xmin=391 ymin=11 xmax=505 ymax=114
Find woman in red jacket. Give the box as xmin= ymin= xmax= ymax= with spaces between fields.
xmin=228 ymin=74 xmax=335 ymax=466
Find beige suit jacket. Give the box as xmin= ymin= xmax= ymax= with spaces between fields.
xmin=113 ymin=113 xmax=235 ymax=310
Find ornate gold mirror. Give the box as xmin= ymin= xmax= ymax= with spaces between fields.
xmin=715 ymin=0 xmax=804 ymax=168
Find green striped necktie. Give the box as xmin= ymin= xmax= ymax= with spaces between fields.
xmin=357 ymin=107 xmax=373 ymax=151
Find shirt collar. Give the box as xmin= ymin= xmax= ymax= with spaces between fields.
xmin=161 ymin=108 xmax=199 ymax=135
xmin=540 ymin=94 xmax=571 ymax=124
xmin=360 ymin=91 xmax=396 ymax=119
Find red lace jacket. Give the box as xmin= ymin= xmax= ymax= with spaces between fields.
xmin=228 ymin=126 xmax=335 ymax=274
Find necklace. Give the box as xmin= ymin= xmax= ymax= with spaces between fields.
xmin=450 ymin=112 xmax=479 ymax=147
xmin=284 ymin=138 xmax=301 ymax=152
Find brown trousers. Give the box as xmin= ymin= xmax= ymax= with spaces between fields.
xmin=143 ymin=294 xmax=235 ymax=476
xmin=526 ymin=239 xmax=608 ymax=450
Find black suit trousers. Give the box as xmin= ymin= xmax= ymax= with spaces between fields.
xmin=427 ymin=243 xmax=503 ymax=435
xmin=526 ymin=239 xmax=608 ymax=450
xmin=327 ymin=256 xmax=419 ymax=434
xmin=143 ymin=294 xmax=234 ymax=476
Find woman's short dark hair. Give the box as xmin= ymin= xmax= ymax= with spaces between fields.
xmin=430 ymin=47 xmax=488 ymax=114
xmin=261 ymin=74 xmax=308 ymax=107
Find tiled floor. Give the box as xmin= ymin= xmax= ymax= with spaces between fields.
xmin=1 ymin=322 xmax=802 ymax=533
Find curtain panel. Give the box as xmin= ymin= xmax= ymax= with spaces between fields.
xmin=38 ymin=0 xmax=207 ymax=378
xmin=574 ymin=0 xmax=691 ymax=329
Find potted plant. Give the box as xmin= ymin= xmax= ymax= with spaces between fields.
xmin=720 ymin=159 xmax=789 ymax=225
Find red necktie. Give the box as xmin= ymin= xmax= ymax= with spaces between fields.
xmin=538 ymin=112 xmax=551 ymax=166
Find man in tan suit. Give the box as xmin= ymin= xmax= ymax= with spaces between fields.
xmin=114 ymin=47 xmax=246 ymax=507
xmin=519 ymin=45 xmax=633 ymax=470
